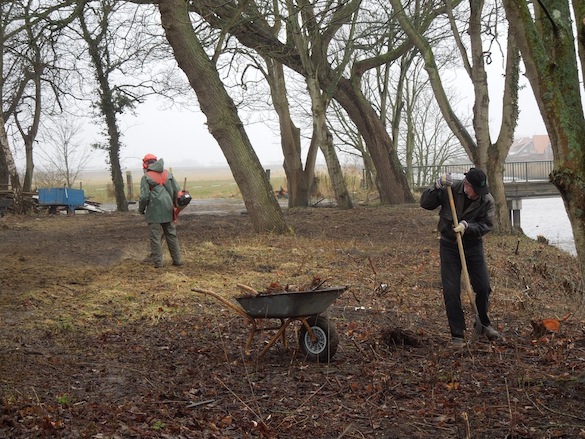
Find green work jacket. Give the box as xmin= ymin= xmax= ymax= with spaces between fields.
xmin=138 ymin=159 xmax=179 ymax=224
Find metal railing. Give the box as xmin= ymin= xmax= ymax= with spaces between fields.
xmin=409 ymin=161 xmax=553 ymax=187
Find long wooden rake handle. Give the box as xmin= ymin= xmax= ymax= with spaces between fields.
xmin=446 ymin=186 xmax=480 ymax=320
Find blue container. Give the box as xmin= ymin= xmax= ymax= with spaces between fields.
xmin=38 ymin=188 xmax=85 ymax=208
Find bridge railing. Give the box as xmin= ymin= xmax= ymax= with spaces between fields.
xmin=409 ymin=161 xmax=553 ymax=188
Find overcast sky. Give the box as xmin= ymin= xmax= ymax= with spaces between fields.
xmin=81 ymin=100 xmax=284 ymax=172
xmin=82 ymin=91 xmax=547 ymax=172
xmin=75 ymin=56 xmax=549 ymax=173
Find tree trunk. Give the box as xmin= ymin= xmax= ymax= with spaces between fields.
xmin=503 ymin=0 xmax=585 ymax=276
xmin=0 ymin=116 xmax=23 ymax=213
xmin=80 ymin=7 xmax=128 ymax=213
xmin=485 ymin=159 xmax=508 ymax=232
xmin=318 ymin=129 xmax=352 ymax=209
xmin=159 ymin=0 xmax=287 ymax=233
xmin=333 ymin=77 xmax=414 ymax=204
xmin=264 ymin=57 xmax=313 ymax=208
xmin=0 ymin=140 xmax=8 ymax=190
xmin=489 ymin=28 xmax=521 ymax=233
xmin=21 ymin=38 xmax=43 ymax=193
xmin=22 ymin=135 xmax=34 ymax=192
xmin=108 ymin=132 xmax=127 ymax=212
xmin=306 ymin=76 xmax=353 ymax=209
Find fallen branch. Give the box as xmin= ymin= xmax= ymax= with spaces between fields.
xmin=236 ymin=283 xmax=259 ymax=296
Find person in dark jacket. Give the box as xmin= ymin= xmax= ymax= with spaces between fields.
xmin=420 ymin=167 xmax=502 ymax=346
xmin=138 ymin=154 xmax=182 ymax=268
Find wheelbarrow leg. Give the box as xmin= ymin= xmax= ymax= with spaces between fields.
xmin=279 ymin=318 xmax=287 ymax=349
xmin=300 ymin=317 xmax=318 ymax=343
xmin=258 ymin=318 xmax=295 ymax=359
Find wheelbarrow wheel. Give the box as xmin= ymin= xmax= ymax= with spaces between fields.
xmin=298 ymin=315 xmax=339 ymax=362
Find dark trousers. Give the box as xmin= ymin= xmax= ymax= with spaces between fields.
xmin=440 ymin=239 xmax=491 ymax=338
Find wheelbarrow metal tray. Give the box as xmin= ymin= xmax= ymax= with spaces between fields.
xmin=236 ymin=286 xmax=347 ymax=319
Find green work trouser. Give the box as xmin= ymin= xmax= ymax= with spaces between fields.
xmin=148 ymin=222 xmax=181 ymax=267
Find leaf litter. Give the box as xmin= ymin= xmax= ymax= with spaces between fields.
xmin=0 ymin=205 xmax=584 ymax=438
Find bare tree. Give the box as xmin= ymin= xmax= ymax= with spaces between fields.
xmin=198 ymin=6 xmax=319 ymax=209
xmin=72 ymin=0 xmax=179 ymax=212
xmin=264 ymin=57 xmax=318 ymax=207
xmin=35 ymin=117 xmax=93 ymax=188
xmin=0 ymin=1 xmax=83 ymax=211
xmin=186 ymin=0 xmax=415 ymax=205
xmin=389 ymin=0 xmax=520 ymax=232
xmin=283 ymin=0 xmax=355 ymax=209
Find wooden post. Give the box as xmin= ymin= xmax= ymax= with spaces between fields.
xmin=126 ymin=171 xmax=133 ymax=201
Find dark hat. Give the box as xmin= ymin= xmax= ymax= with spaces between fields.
xmin=465 ymin=168 xmax=489 ymax=195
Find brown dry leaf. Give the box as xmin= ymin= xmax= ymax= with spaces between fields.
xmin=543 ymin=318 xmax=561 ymax=333
xmin=444 ymin=382 xmax=460 ymax=391
xmin=220 ymin=415 xmax=233 ymax=426
xmin=531 ymin=318 xmax=560 ymax=338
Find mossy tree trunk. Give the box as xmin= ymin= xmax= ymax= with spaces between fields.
xmin=79 ymin=2 xmax=128 ymax=212
xmin=503 ymin=0 xmax=585 ymax=278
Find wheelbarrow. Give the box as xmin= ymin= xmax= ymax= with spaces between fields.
xmin=192 ymin=285 xmax=347 ymax=362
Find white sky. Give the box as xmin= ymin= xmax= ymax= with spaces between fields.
xmin=82 ymin=84 xmax=547 ymax=172
xmin=68 ymin=50 xmax=551 ymax=173
xmin=83 ymin=101 xmax=285 ymax=172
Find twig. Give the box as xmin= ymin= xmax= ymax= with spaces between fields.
xmin=186 ymin=399 xmax=216 ymax=408
xmin=295 ymin=382 xmax=327 ymax=412
xmin=462 ymin=411 xmax=471 ymax=439
xmin=215 ymin=376 xmax=267 ymax=427
xmin=351 ymin=338 xmax=367 ymax=357
xmin=310 ymin=277 xmax=329 ymax=290
xmin=525 ymin=390 xmax=585 ymax=421
xmin=505 ymin=377 xmax=514 ymax=435
xmin=367 ymin=256 xmax=377 ymax=276
xmin=336 ymin=424 xmax=354 ymax=439
xmin=159 ymin=399 xmax=216 ymax=408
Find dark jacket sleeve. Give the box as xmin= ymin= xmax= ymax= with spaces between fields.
xmin=420 ymin=185 xmax=444 ymax=211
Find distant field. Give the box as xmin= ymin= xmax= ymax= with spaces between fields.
xmin=78 ymin=166 xmax=287 ymax=202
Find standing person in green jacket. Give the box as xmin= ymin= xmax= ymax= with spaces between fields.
xmin=138 ymin=153 xmax=182 ymax=268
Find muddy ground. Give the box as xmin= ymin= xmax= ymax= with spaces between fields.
xmin=1 ymin=203 xmax=585 ymax=438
